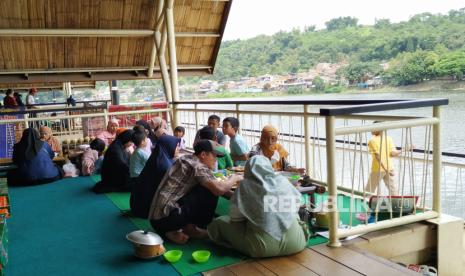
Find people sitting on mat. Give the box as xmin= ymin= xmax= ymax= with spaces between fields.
xmin=148 ymin=140 xmax=243 ymax=244
xmin=8 ymin=128 xmax=63 ymax=186
xmin=129 ymin=126 xmax=150 ymax=180
xmin=96 ymin=118 xmax=119 ymax=146
xmin=81 ymin=138 xmax=105 ymax=176
xmin=222 ymin=117 xmax=249 ymax=166
xmin=208 ymin=155 xmax=310 ymax=258
xmin=130 ymin=135 xmax=180 ymax=219
xmin=135 ymin=120 xmax=155 ymax=154
xmin=92 ymin=129 xmax=134 ymax=194
xmin=39 ymin=125 xmax=62 ymax=154
xmin=198 ymin=126 xmax=233 ymax=170
xmin=173 ymin=126 xmax=186 ymax=150
xmin=249 ymin=125 xmax=306 ymax=174
xmin=193 ymin=115 xmax=227 ymax=146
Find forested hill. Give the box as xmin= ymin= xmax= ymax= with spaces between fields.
xmin=213 ymin=8 xmax=465 ymax=86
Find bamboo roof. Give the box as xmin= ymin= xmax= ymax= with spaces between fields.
xmin=0 ymin=81 xmax=96 ymax=90
xmin=0 ymin=0 xmax=232 ymax=84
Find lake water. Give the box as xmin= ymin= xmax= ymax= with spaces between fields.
xmin=183 ymin=90 xmax=465 ymax=216
xmin=245 ymin=90 xmax=464 ymax=156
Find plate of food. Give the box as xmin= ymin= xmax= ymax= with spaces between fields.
xmin=230 ymin=166 xmax=244 ymax=172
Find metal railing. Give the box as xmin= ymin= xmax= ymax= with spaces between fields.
xmin=0 ymin=105 xmax=170 ymax=156
xmin=173 ymin=98 xmax=452 ymax=246
xmin=2 ymin=98 xmax=462 ymax=246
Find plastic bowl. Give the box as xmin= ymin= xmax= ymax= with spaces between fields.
xmin=164 ymin=250 xmax=183 ymax=263
xmin=289 ymin=175 xmax=300 ymax=185
xmin=192 ymin=250 xmax=211 ymax=263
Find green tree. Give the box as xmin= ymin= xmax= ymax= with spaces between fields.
xmin=133 ymin=86 xmax=144 ymax=95
xmin=374 ymin=18 xmax=391 ymax=28
xmin=312 ymin=76 xmax=325 ymax=91
xmin=434 ymin=51 xmax=465 ymax=79
xmin=340 ymin=62 xmax=377 ymax=84
xmin=386 ymin=50 xmax=438 ymax=85
xmin=325 ymin=17 xmax=358 ymax=31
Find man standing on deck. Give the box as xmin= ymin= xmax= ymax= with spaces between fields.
xmin=148 ymin=140 xmax=243 ymax=244
xmin=365 ymin=122 xmax=401 ymax=195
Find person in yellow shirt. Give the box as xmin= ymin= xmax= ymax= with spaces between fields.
xmin=365 ymin=122 xmax=401 ymax=195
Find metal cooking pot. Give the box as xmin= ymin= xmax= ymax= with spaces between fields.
xmin=126 ymin=230 xmax=166 ymax=259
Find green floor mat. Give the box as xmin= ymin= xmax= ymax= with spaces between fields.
xmin=103 ymin=188 xmax=334 ymax=274
xmin=6 ymin=176 xmax=179 ymax=276
xmin=104 ymin=192 xmax=246 ymax=276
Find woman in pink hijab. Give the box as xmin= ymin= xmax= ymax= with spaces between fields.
xmin=39 ymin=126 xmax=61 ymax=153
xmin=96 ymin=119 xmax=119 ymax=146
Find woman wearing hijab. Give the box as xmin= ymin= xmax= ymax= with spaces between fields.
xmin=130 ymin=135 xmax=180 ymax=218
xmin=8 ymin=128 xmax=62 ymax=186
xmin=92 ymin=129 xmax=134 ymax=194
xmin=207 ymin=156 xmax=309 ymax=257
xmin=96 ymin=119 xmax=119 ymax=146
xmin=39 ymin=126 xmax=61 ymax=153
xmin=249 ymin=125 xmax=305 ymax=174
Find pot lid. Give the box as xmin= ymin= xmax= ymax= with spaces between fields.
xmin=126 ymin=230 xmax=164 ymax=246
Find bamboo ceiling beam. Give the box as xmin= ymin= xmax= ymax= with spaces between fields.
xmin=0 ymin=69 xmax=212 ymax=84
xmin=0 ymin=65 xmax=212 ymax=75
xmin=175 ymin=32 xmax=220 ymax=37
xmin=0 ymin=29 xmax=154 ymax=37
xmin=0 ymin=29 xmax=219 ymax=38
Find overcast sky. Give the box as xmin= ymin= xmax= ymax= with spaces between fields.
xmin=223 ymin=0 xmax=465 ymax=40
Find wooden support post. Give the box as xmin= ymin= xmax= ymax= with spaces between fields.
xmin=165 ymin=0 xmax=179 ymax=127
xmin=432 ymin=106 xmax=441 ymax=214
xmin=325 ymin=115 xmax=341 ymax=247
xmin=148 ymin=0 xmax=165 ymax=78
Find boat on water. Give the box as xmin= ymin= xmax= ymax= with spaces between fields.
xmin=0 ymin=1 xmax=463 ymax=275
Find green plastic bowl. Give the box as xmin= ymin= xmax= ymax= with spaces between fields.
xmin=289 ymin=175 xmax=300 ymax=185
xmin=290 ymin=175 xmax=300 ymax=180
xmin=192 ymin=250 xmax=211 ymax=263
xmin=164 ymin=250 xmax=183 ymax=263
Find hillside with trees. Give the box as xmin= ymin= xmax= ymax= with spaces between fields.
xmin=213 ymin=8 xmax=465 ymax=86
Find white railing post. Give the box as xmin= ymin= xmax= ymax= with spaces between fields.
xmin=325 ymin=115 xmax=341 ymax=247
xmin=433 ymin=106 xmax=441 ymax=214
xmin=236 ymin=103 xmax=241 ymax=134
xmin=304 ymin=104 xmax=312 ymax=176
xmin=24 ymin=113 xmax=30 ymax=129
xmin=194 ymin=104 xmax=199 ymax=131
xmin=172 ymin=103 xmax=179 ymax=129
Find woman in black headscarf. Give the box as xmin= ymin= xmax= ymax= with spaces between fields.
xmin=92 ymin=129 xmax=135 ymax=194
xmin=8 ymin=128 xmax=62 ymax=186
xmin=130 ymin=135 xmax=180 ymax=218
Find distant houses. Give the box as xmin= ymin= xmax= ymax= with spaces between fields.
xmin=177 ymin=62 xmax=385 ymax=95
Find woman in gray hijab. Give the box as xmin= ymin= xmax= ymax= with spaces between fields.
xmin=207 ymin=155 xmax=309 ymax=257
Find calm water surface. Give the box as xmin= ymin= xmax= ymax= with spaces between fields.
xmin=242 ymin=90 xmax=465 ymax=156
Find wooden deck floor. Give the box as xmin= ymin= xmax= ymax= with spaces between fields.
xmin=204 ymin=243 xmax=418 ymax=276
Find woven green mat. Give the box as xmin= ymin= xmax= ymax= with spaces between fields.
xmin=93 ymin=174 xmax=370 ymax=275
xmin=89 ymin=170 xmax=245 ymax=276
